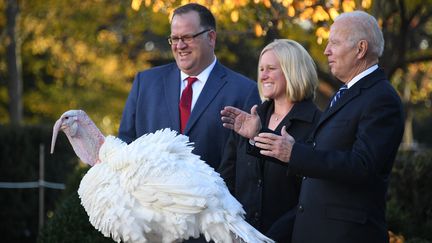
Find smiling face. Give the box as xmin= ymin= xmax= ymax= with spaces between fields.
xmin=258 ymin=50 xmax=287 ymax=101
xmin=324 ymin=18 xmax=360 ymax=83
xmin=170 ymin=11 xmax=216 ymax=76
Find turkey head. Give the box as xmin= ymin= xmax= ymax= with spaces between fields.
xmin=50 ymin=110 xmax=105 ymax=166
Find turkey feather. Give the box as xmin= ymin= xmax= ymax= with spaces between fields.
xmin=78 ymin=129 xmax=274 ymax=243
xmin=52 ymin=110 xmax=274 ymax=243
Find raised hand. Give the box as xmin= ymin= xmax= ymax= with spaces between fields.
xmin=254 ymin=126 xmax=295 ymax=163
xmin=221 ymin=105 xmax=261 ymax=139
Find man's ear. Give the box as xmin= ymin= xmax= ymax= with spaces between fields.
xmin=357 ymin=40 xmax=368 ymax=59
xmin=208 ymin=30 xmax=217 ymax=46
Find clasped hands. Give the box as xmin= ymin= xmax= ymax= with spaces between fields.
xmin=220 ymin=105 xmax=295 ymax=163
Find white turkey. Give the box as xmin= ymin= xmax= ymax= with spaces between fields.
xmin=50 ymin=109 xmax=274 ymax=243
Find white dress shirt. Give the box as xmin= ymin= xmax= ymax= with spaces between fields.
xmin=346 ymin=64 xmax=378 ymax=89
xmin=180 ymin=57 xmax=217 ymax=111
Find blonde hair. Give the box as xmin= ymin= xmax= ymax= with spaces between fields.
xmin=257 ymin=39 xmax=318 ymax=102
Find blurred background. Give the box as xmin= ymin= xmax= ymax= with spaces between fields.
xmin=0 ymin=0 xmax=431 ymax=242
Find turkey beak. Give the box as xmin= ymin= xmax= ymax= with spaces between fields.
xmin=50 ymin=118 xmax=63 ymax=154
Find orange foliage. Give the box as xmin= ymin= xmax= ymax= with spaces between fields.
xmin=254 ymin=22 xmax=263 ymax=36
xmin=129 ymin=0 xmax=372 ymax=40
xmin=388 ymin=230 xmax=405 ymax=243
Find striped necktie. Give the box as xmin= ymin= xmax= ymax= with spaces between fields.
xmin=330 ymin=85 xmax=348 ymax=107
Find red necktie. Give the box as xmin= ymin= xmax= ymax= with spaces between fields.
xmin=179 ymin=77 xmax=198 ymax=133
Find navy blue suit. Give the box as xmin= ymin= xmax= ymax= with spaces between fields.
xmin=118 ymin=61 xmax=260 ymax=170
xmin=288 ymin=68 xmax=404 ymax=243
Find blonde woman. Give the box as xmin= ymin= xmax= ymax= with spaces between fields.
xmin=219 ymin=39 xmax=321 ymax=242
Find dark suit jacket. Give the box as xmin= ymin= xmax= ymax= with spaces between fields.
xmin=219 ymin=99 xmax=321 ymax=243
xmin=118 ymin=61 xmax=261 ymax=170
xmin=289 ymin=68 xmax=404 ymax=243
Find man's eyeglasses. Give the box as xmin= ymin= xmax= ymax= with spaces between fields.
xmin=168 ymin=29 xmax=211 ymax=45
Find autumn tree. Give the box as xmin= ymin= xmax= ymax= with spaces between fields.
xmin=1 ymin=0 xmax=431 ymax=145
xmin=131 ymin=0 xmax=432 ymax=148
xmin=0 ymin=0 xmax=171 ymax=134
xmin=376 ymin=0 xmax=432 ymax=149
xmin=4 ymin=0 xmax=22 ymax=125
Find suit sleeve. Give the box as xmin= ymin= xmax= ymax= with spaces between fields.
xmin=289 ymin=91 xmax=404 ymax=185
xmin=217 ymin=131 xmax=239 ymax=194
xmin=118 ymin=73 xmax=140 ymax=144
xmin=241 ymin=82 xmax=261 ymax=112
xmin=265 ymin=207 xmax=297 ymax=243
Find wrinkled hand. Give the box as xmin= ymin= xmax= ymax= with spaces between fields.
xmin=254 ymin=126 xmax=295 ymax=163
xmin=221 ymin=105 xmax=261 ymax=139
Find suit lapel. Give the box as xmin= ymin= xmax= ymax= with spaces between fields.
xmin=318 ymin=86 xmax=361 ymax=125
xmin=184 ymin=62 xmax=227 ymax=134
xmin=163 ymin=66 xmax=181 ymax=131
xmin=313 ymin=68 xmax=386 ymax=135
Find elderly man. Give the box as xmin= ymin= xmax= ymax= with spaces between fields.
xmin=221 ymin=11 xmax=404 ymax=242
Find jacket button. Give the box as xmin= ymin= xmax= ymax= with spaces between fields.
xmin=302 ymin=176 xmax=307 ymax=180
xmin=257 ymin=179 xmax=262 ymax=187
xmin=298 ymin=205 xmax=304 ymax=213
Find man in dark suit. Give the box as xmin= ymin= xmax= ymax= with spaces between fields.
xmin=118 ymin=3 xmax=260 ymax=172
xmin=119 ymin=4 xmax=260 ymax=242
xmin=222 ymin=11 xmax=404 ymax=243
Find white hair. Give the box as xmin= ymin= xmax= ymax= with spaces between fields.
xmin=336 ymin=11 xmax=385 ymax=57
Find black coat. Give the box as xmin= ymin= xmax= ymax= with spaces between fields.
xmin=289 ymin=69 xmax=404 ymax=243
xmin=218 ymin=99 xmax=321 ymax=243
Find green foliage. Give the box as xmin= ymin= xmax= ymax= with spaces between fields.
xmin=387 ymin=149 xmax=432 ymax=242
xmin=38 ymin=173 xmax=114 ymax=243
xmin=1 ymin=0 xmax=160 ymax=132
xmin=0 ymin=124 xmax=77 ymax=242
xmin=37 ymin=138 xmax=113 ymax=242
xmin=413 ymin=110 xmax=432 ymax=146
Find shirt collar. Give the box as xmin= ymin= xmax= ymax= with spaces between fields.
xmin=180 ymin=57 xmax=217 ymax=83
xmin=346 ymin=64 xmax=378 ymax=89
